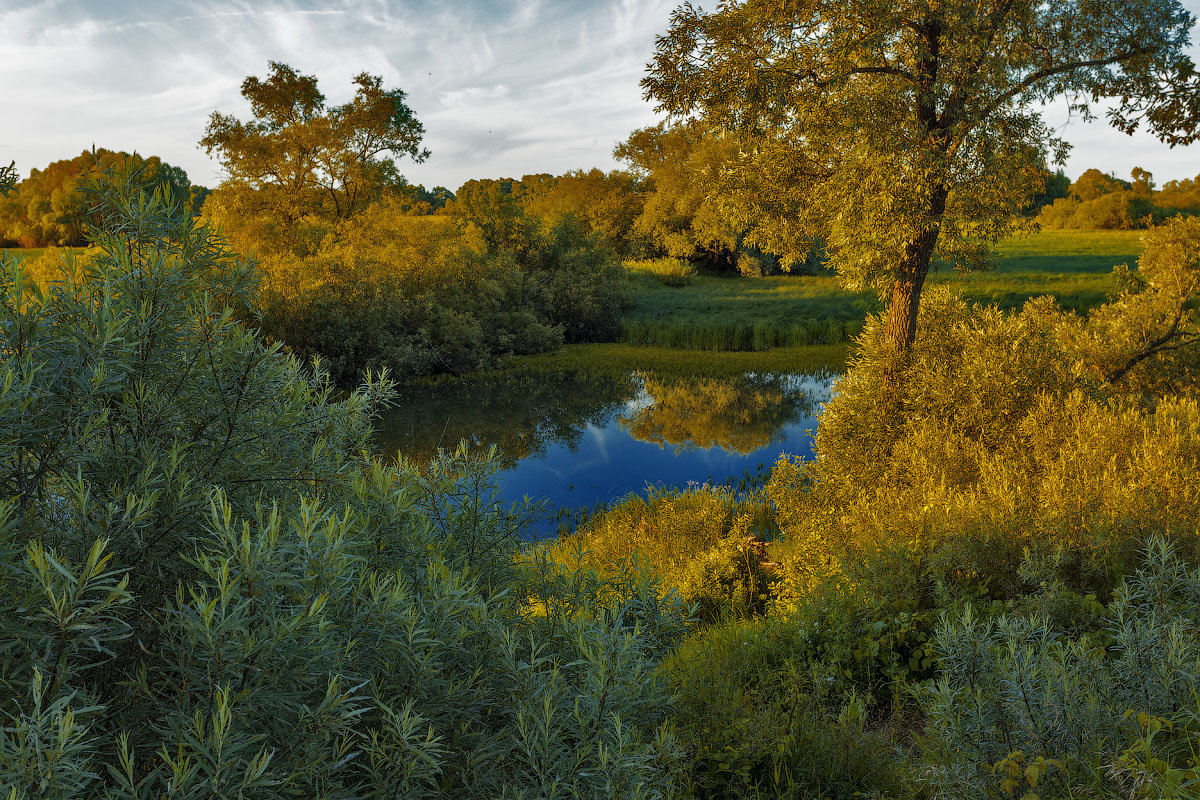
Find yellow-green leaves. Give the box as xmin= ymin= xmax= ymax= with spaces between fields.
xmin=201 ymin=62 xmax=428 ymax=224
xmin=645 ymin=0 xmax=1200 ymax=348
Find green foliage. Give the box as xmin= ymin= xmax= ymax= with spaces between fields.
xmin=517 ymin=169 xmax=650 ymax=257
xmin=764 ymin=218 xmax=1200 ymax=625
xmin=1025 ymin=167 xmax=1072 ymax=213
xmin=663 ymin=615 xmax=910 ymax=799
xmin=625 ymin=257 xmax=696 ymax=287
xmin=619 ymin=229 xmax=1139 ymax=355
xmin=620 ymin=317 xmax=860 ymax=351
xmin=0 ymin=161 xmax=16 ymax=195
xmin=201 ymin=61 xmax=427 ymax=223
xmin=0 ymin=166 xmax=683 ymax=798
xmin=622 ymin=272 xmax=875 ymax=352
xmin=489 ymin=342 xmax=849 ymax=379
xmin=1035 ymin=167 xmax=1198 ymax=230
xmin=545 ymin=487 xmax=776 ymax=622
xmin=615 ymin=123 xmax=749 ymax=270
xmin=209 ymin=180 xmax=626 ymax=384
xmin=919 ymin=539 xmax=1200 ymax=799
xmin=644 ymin=0 xmax=1200 ymax=351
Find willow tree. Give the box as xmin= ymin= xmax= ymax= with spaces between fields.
xmin=644 ymin=0 xmax=1200 ymax=354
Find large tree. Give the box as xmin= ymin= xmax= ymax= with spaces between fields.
xmin=644 ymin=0 xmax=1200 ymax=355
xmin=202 ymin=61 xmax=428 ymax=222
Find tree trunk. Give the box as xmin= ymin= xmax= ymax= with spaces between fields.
xmin=880 ymin=187 xmax=948 ymax=395
xmin=883 ymin=187 xmax=949 ymax=353
xmin=883 ymin=233 xmax=937 ymax=351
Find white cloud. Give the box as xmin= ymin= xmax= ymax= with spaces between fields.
xmin=0 ymin=0 xmax=1197 ymax=191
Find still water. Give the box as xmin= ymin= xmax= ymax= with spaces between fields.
xmin=373 ymin=368 xmax=833 ymax=535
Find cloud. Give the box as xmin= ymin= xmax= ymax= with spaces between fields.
xmin=0 ymin=0 xmax=679 ymax=189
xmin=1 ymin=0 xmax=1197 ymax=191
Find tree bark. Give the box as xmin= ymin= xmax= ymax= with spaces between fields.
xmin=883 ymin=229 xmax=938 ymax=351
xmin=883 ymin=186 xmax=949 ymax=353
xmin=879 ymin=187 xmax=948 ymax=398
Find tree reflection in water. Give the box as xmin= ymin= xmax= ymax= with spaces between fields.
xmin=619 ymin=374 xmax=819 ymax=455
xmin=372 ymin=370 xmax=636 ymax=466
xmin=373 ymin=369 xmax=827 ymax=465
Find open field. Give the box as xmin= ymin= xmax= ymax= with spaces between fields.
xmin=926 ymin=228 xmax=1143 ymax=313
xmin=623 ymin=228 xmax=1144 ymax=350
xmin=4 ymin=230 xmax=1142 ymax=358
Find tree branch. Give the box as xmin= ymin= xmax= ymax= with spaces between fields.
xmin=1103 ymin=306 xmax=1197 ymax=383
xmin=979 ymin=47 xmax=1153 ymax=122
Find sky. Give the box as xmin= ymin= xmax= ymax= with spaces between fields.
xmin=1 ymin=0 xmax=1198 ymax=192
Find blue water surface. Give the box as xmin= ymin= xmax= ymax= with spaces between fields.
xmin=374 ymin=370 xmax=832 ymax=536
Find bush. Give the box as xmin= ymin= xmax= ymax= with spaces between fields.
xmin=0 ymin=167 xmax=682 ymax=799
xmin=919 ymin=538 xmax=1200 ymax=799
xmin=663 ymin=615 xmax=910 ymax=799
xmin=207 ymin=192 xmax=627 ymax=385
xmin=626 ymin=256 xmax=697 ymax=287
xmin=1038 ymin=190 xmax=1161 ymax=229
xmin=544 ymin=487 xmax=776 ymax=622
xmin=769 ymin=230 xmax=1200 ymax=608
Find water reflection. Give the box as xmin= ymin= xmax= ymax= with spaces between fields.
xmin=374 ymin=370 xmax=635 ymax=467
xmin=373 ymin=369 xmax=832 ymax=534
xmin=621 ymin=374 xmax=817 ymax=455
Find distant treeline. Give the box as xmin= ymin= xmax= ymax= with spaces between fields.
xmin=0 ymin=149 xmax=209 ymax=248
xmin=1035 ymin=167 xmax=1200 ymax=229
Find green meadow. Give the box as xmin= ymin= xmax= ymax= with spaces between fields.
xmin=622 ymin=228 xmax=1144 ymax=350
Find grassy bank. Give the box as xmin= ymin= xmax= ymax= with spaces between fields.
xmin=3 ymin=246 xmax=88 ymax=261
xmin=503 ymin=341 xmax=849 ymax=376
xmin=622 ymin=229 xmax=1144 ymax=350
xmin=415 ymin=342 xmax=850 ymax=386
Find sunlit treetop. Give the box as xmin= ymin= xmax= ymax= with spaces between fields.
xmin=644 ymin=0 xmax=1200 ymax=351
xmin=202 ymin=62 xmax=428 ymax=221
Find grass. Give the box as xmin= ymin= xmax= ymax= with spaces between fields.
xmin=417 ymin=342 xmax=850 ymax=386
xmin=621 ymin=272 xmax=875 ymax=350
xmin=926 ymin=228 xmax=1143 ymax=314
xmin=621 ymin=229 xmax=1144 ymax=351
xmin=507 ymin=342 xmax=849 ymax=376
xmin=624 ymin=256 xmax=696 ymax=287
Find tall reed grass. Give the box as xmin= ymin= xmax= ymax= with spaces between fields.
xmin=620 ymin=317 xmax=862 ymax=350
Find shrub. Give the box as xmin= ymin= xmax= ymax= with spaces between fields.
xmin=626 ymin=256 xmax=697 ymax=287
xmin=545 ymin=487 xmax=776 ymax=622
xmin=208 ymin=193 xmax=626 ymax=385
xmin=918 ymin=538 xmax=1200 ymax=799
xmin=769 ymin=231 xmax=1200 ymax=609
xmin=0 ymin=167 xmax=682 ymax=799
xmin=663 ymin=615 xmax=910 ymax=799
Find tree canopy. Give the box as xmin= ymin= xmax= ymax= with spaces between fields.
xmin=616 ymin=123 xmax=748 ymax=268
xmin=0 ymin=150 xmax=201 ymax=248
xmin=201 ymin=61 xmax=428 ymax=222
xmin=644 ymin=0 xmax=1200 ymax=353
